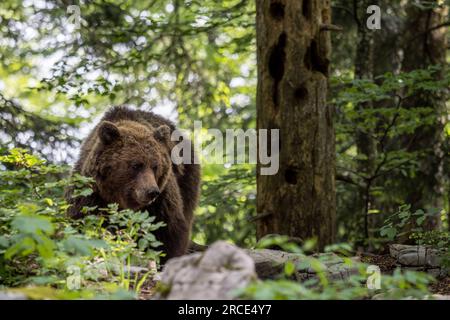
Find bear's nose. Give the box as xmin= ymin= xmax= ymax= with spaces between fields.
xmin=146 ymin=187 xmax=160 ymax=202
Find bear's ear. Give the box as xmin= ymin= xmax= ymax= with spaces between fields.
xmin=98 ymin=121 xmax=120 ymax=145
xmin=154 ymin=125 xmax=171 ymax=144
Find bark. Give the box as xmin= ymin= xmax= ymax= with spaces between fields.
xmin=256 ymin=0 xmax=336 ymax=250
xmin=353 ymin=0 xmax=377 ymax=241
xmin=401 ymin=1 xmax=448 ymax=227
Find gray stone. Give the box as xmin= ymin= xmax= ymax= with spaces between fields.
xmin=245 ymin=248 xmax=360 ymax=281
xmin=152 ymin=272 xmax=162 ymax=282
xmin=389 ymin=244 xmax=443 ymax=268
xmin=426 ymin=268 xmax=448 ymax=278
xmin=389 ymin=244 xmax=411 ymax=259
xmin=155 ymin=245 xmax=367 ymax=300
xmin=0 ymin=291 xmax=28 ymax=300
xmin=123 ymin=265 xmax=150 ymax=276
xmin=155 ymin=241 xmax=256 ymax=300
xmin=398 ymin=246 xmax=427 ymax=266
xmin=325 ymin=258 xmax=361 ymax=281
xmin=425 ymin=250 xmax=442 ymax=268
xmin=244 ymin=248 xmax=306 ymax=279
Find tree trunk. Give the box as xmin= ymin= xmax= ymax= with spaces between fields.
xmin=353 ymin=0 xmax=377 ymax=242
xmin=256 ymin=0 xmax=336 ymax=250
xmin=401 ymin=1 xmax=448 ymax=228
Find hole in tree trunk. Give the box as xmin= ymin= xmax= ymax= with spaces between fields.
xmin=268 ymin=32 xmax=287 ymax=107
xmin=270 ymin=1 xmax=285 ymax=20
xmin=304 ymin=45 xmax=312 ymax=70
xmin=269 ymin=33 xmax=286 ymax=81
xmin=304 ymin=40 xmax=329 ymax=75
xmin=285 ymin=167 xmax=298 ymax=185
xmin=302 ymin=0 xmax=311 ymax=19
xmin=294 ymin=86 xmax=308 ymax=100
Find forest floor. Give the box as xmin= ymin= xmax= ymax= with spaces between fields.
xmin=361 ymin=254 xmax=450 ymax=295
xmin=137 ymin=253 xmax=449 ymax=299
xmin=430 ymin=277 xmax=450 ymax=295
xmin=138 ymin=279 xmax=158 ymax=300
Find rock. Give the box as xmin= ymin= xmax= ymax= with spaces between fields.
xmin=123 ymin=266 xmax=150 ymax=276
xmin=155 ymin=244 xmax=365 ymax=299
xmin=245 ymin=248 xmax=360 ymax=281
xmin=398 ymin=246 xmax=428 ymax=266
xmin=389 ymin=244 xmax=442 ymax=268
xmin=245 ymin=248 xmax=305 ymax=279
xmin=155 ymin=241 xmax=256 ymax=300
xmin=0 ymin=291 xmax=27 ymax=300
xmin=389 ymin=244 xmax=411 ymax=259
xmin=425 ymin=250 xmax=442 ymax=268
xmin=301 ymin=253 xmax=360 ymax=281
xmin=322 ymin=257 xmax=361 ymax=281
xmin=427 ymin=268 xmax=447 ymax=278
xmin=152 ymin=272 xmax=162 ymax=282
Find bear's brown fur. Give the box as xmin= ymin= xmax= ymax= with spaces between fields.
xmin=66 ymin=106 xmax=201 ymax=259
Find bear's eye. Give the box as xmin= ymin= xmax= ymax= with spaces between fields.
xmin=130 ymin=162 xmax=144 ymax=171
xmin=151 ymin=164 xmax=158 ymax=172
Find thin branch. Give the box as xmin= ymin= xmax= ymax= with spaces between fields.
xmin=379 ymin=94 xmax=403 ymax=150
xmin=249 ymin=212 xmax=272 ymax=223
xmin=411 ymin=20 xmax=450 ymax=42
xmin=336 ymin=173 xmax=361 ymax=187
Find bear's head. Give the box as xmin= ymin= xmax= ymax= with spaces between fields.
xmin=87 ymin=120 xmax=172 ymax=210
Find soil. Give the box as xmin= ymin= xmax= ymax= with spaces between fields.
xmin=360 ymin=254 xmax=397 ymax=273
xmin=361 ymin=253 xmax=450 ymax=295
xmin=429 ymin=276 xmax=450 ymax=295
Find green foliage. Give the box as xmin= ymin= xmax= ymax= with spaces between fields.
xmin=410 ymin=230 xmax=449 ymax=248
xmin=380 ymin=204 xmax=449 ymax=269
xmin=238 ymin=270 xmax=434 ymax=300
xmin=380 ymin=204 xmax=444 ymax=243
xmin=0 ymin=94 xmax=82 ymax=162
xmin=194 ymin=165 xmax=256 ymax=247
xmin=103 ymin=203 xmax=165 ymax=258
xmin=332 ymin=65 xmax=450 ymax=244
xmin=237 ymin=237 xmax=434 ymax=300
xmin=0 ymin=148 xmax=162 ymax=299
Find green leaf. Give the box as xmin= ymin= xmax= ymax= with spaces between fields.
xmin=76 ymin=188 xmax=94 ymax=197
xmin=36 ymin=236 xmax=55 ymax=259
xmin=416 ymin=216 xmax=426 ymax=226
xmin=138 ymin=238 xmax=149 ymax=250
xmin=63 ymin=236 xmax=108 ymax=256
xmin=11 ymin=215 xmax=54 ymax=235
xmin=4 ymin=236 xmax=35 ymax=259
xmin=380 ymin=227 xmax=397 ymax=240
xmin=284 ymin=261 xmax=295 ymax=276
xmin=0 ymin=235 xmax=9 ymax=248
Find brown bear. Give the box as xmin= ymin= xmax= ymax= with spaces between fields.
xmin=66 ymin=106 xmax=201 ymax=259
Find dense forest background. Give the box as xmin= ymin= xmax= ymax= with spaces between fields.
xmin=0 ymin=0 xmax=449 ymax=299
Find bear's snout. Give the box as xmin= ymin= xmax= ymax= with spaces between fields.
xmin=145 ymin=187 xmax=160 ymax=203
xmin=135 ymin=186 xmax=160 ymax=205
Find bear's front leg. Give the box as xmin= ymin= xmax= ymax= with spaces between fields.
xmin=151 ymin=176 xmax=190 ymax=260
